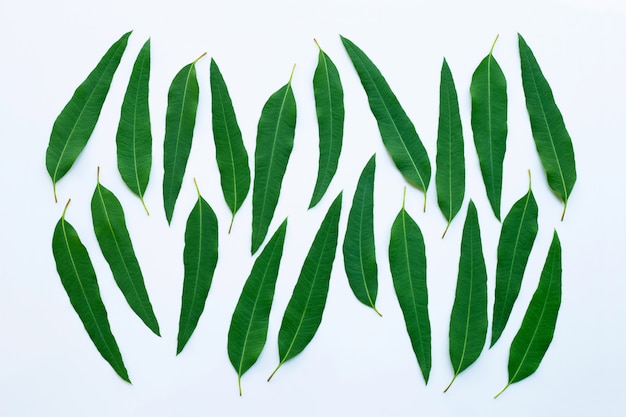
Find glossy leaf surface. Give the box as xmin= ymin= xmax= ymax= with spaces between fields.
xmin=495 ymin=231 xmax=562 ymax=398
xmin=341 ymin=35 xmax=430 ymax=210
xmin=210 ymin=58 xmax=250 ymax=232
xmin=389 ymin=190 xmax=431 ymax=383
xmin=309 ymin=40 xmax=345 ymax=209
xmin=92 ymin=171 xmax=160 ymax=336
xmin=445 ymin=201 xmax=488 ymax=392
xmin=343 ymin=155 xmax=380 ymax=314
xmin=116 ymin=39 xmax=152 ymax=214
xmin=470 ymin=37 xmax=507 ymax=221
xmin=269 ymin=193 xmax=342 ymax=380
xmin=436 ymin=59 xmax=465 ymax=237
xmin=228 ymin=220 xmax=287 ymax=395
xmin=46 ymin=31 xmax=131 ymax=202
xmin=251 ymin=68 xmax=296 ymax=254
xmin=177 ymin=180 xmax=219 ymax=354
xmin=52 ymin=200 xmax=130 ymax=382
xmin=519 ymin=34 xmax=576 ymax=220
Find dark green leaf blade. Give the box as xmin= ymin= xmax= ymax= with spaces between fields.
xmin=445 ymin=200 xmax=488 ymax=392
xmin=389 ymin=190 xmax=431 ymax=383
xmin=210 ymin=58 xmax=251 ymax=232
xmin=177 ymin=180 xmax=219 ymax=354
xmin=117 ymin=39 xmax=152 ymax=215
xmin=518 ymin=34 xmax=577 ymax=220
xmin=436 ymin=59 xmax=465 ymax=237
xmin=268 ymin=193 xmax=342 ymax=380
xmin=343 ymin=155 xmax=380 ymax=314
xmin=495 ymin=231 xmax=562 ymax=398
xmin=228 ymin=220 xmax=288 ymax=395
xmin=46 ymin=31 xmax=131 ymax=202
xmin=52 ymin=200 xmax=130 ymax=382
xmin=309 ymin=40 xmax=345 ymax=209
xmin=341 ymin=35 xmax=431 ymax=210
xmin=251 ymin=68 xmax=297 ymax=254
xmin=470 ymin=36 xmax=508 ymax=221
xmin=163 ymin=53 xmax=205 ymax=224
xmin=91 ymin=170 xmax=160 ymax=336
xmin=491 ymin=174 xmax=538 ymax=347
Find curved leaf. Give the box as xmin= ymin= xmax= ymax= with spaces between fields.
xmin=341 ymin=35 xmax=431 ymax=210
xmin=46 ymin=31 xmax=131 ymax=202
xmin=343 ymin=155 xmax=380 ymax=314
xmin=495 ymin=231 xmax=562 ymax=398
xmin=470 ymin=36 xmax=508 ymax=221
xmin=389 ymin=189 xmax=431 ymax=383
xmin=491 ymin=173 xmax=538 ymax=347
xmin=309 ymin=39 xmax=345 ymax=209
xmin=116 ymin=39 xmax=152 ymax=215
xmin=228 ymin=220 xmax=287 ymax=395
xmin=177 ymin=179 xmax=219 ymax=354
xmin=52 ymin=200 xmax=130 ymax=382
xmin=91 ymin=169 xmax=160 ymax=336
xmin=519 ymin=34 xmax=577 ymax=220
xmin=251 ymin=67 xmax=297 ymax=254
xmin=163 ymin=53 xmax=205 ymax=224
xmin=210 ymin=58 xmax=250 ymax=232
xmin=268 ymin=193 xmax=342 ymax=381
xmin=436 ymin=58 xmax=465 ymax=237
xmin=445 ymin=201 xmax=488 ymax=392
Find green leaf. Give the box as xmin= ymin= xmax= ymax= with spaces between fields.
xmin=495 ymin=231 xmax=562 ymax=398
xmin=436 ymin=58 xmax=465 ymax=238
xmin=251 ymin=66 xmax=297 ymax=254
xmin=228 ymin=220 xmax=288 ymax=395
xmin=341 ymin=35 xmax=430 ymax=210
xmin=210 ymin=58 xmax=251 ymax=232
xmin=46 ymin=31 xmax=131 ymax=202
xmin=163 ymin=53 xmax=206 ymax=224
xmin=389 ymin=189 xmax=431 ymax=383
xmin=91 ymin=169 xmax=160 ymax=336
xmin=491 ymin=173 xmax=538 ymax=347
xmin=470 ymin=35 xmax=508 ymax=221
xmin=343 ymin=155 xmax=380 ymax=315
xmin=268 ymin=193 xmax=343 ymax=381
xmin=116 ymin=39 xmax=152 ymax=215
xmin=445 ymin=201 xmax=488 ymax=392
xmin=309 ymin=39 xmax=345 ymax=209
xmin=52 ymin=200 xmax=130 ymax=382
xmin=518 ymin=34 xmax=577 ymax=221
xmin=177 ymin=179 xmax=219 ymax=354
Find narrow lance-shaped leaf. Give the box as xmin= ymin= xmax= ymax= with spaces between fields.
xmin=46 ymin=31 xmax=131 ymax=202
xmin=436 ymin=58 xmax=465 ymax=238
xmin=519 ymin=34 xmax=576 ymax=221
xmin=210 ymin=58 xmax=250 ymax=232
xmin=251 ymin=66 xmax=297 ymax=254
xmin=177 ymin=179 xmax=219 ymax=354
xmin=91 ymin=168 xmax=160 ymax=336
xmin=163 ymin=53 xmax=206 ymax=224
xmin=445 ymin=200 xmax=488 ymax=392
xmin=491 ymin=172 xmax=538 ymax=347
xmin=309 ymin=39 xmax=345 ymax=209
xmin=52 ymin=199 xmax=130 ymax=382
xmin=341 ymin=35 xmax=431 ymax=211
xmin=470 ymin=35 xmax=508 ymax=221
xmin=389 ymin=188 xmax=431 ymax=383
xmin=343 ymin=155 xmax=380 ymax=315
xmin=495 ymin=231 xmax=562 ymax=398
xmin=228 ymin=220 xmax=288 ymax=396
xmin=268 ymin=192 xmax=342 ymax=381
xmin=117 ymin=38 xmax=152 ymax=215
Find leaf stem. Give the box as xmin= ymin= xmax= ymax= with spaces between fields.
xmin=560 ymin=202 xmax=567 ymax=221
xmin=140 ymin=197 xmax=150 ymax=216
xmin=62 ymin=198 xmax=71 ymax=220
xmin=193 ymin=177 xmax=201 ymax=198
xmin=442 ymin=221 xmax=451 ymax=239
xmin=443 ymin=373 xmax=458 ymax=393
xmin=313 ymin=38 xmax=322 ymax=51
xmin=228 ymin=213 xmax=235 ymax=234
xmin=494 ymin=382 xmax=511 ymax=399
xmin=288 ymin=64 xmax=296 ymax=85
xmin=53 ymin=183 xmax=58 ymax=203
xmin=489 ymin=34 xmax=500 ymax=55
xmin=193 ymin=52 xmax=207 ymax=65
xmin=267 ymin=361 xmax=284 ymax=382
xmin=238 ymin=375 xmax=243 ymax=396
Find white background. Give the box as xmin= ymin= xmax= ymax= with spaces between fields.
xmin=1 ymin=0 xmax=625 ymax=416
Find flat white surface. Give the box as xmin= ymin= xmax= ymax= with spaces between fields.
xmin=1 ymin=0 xmax=625 ymax=415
